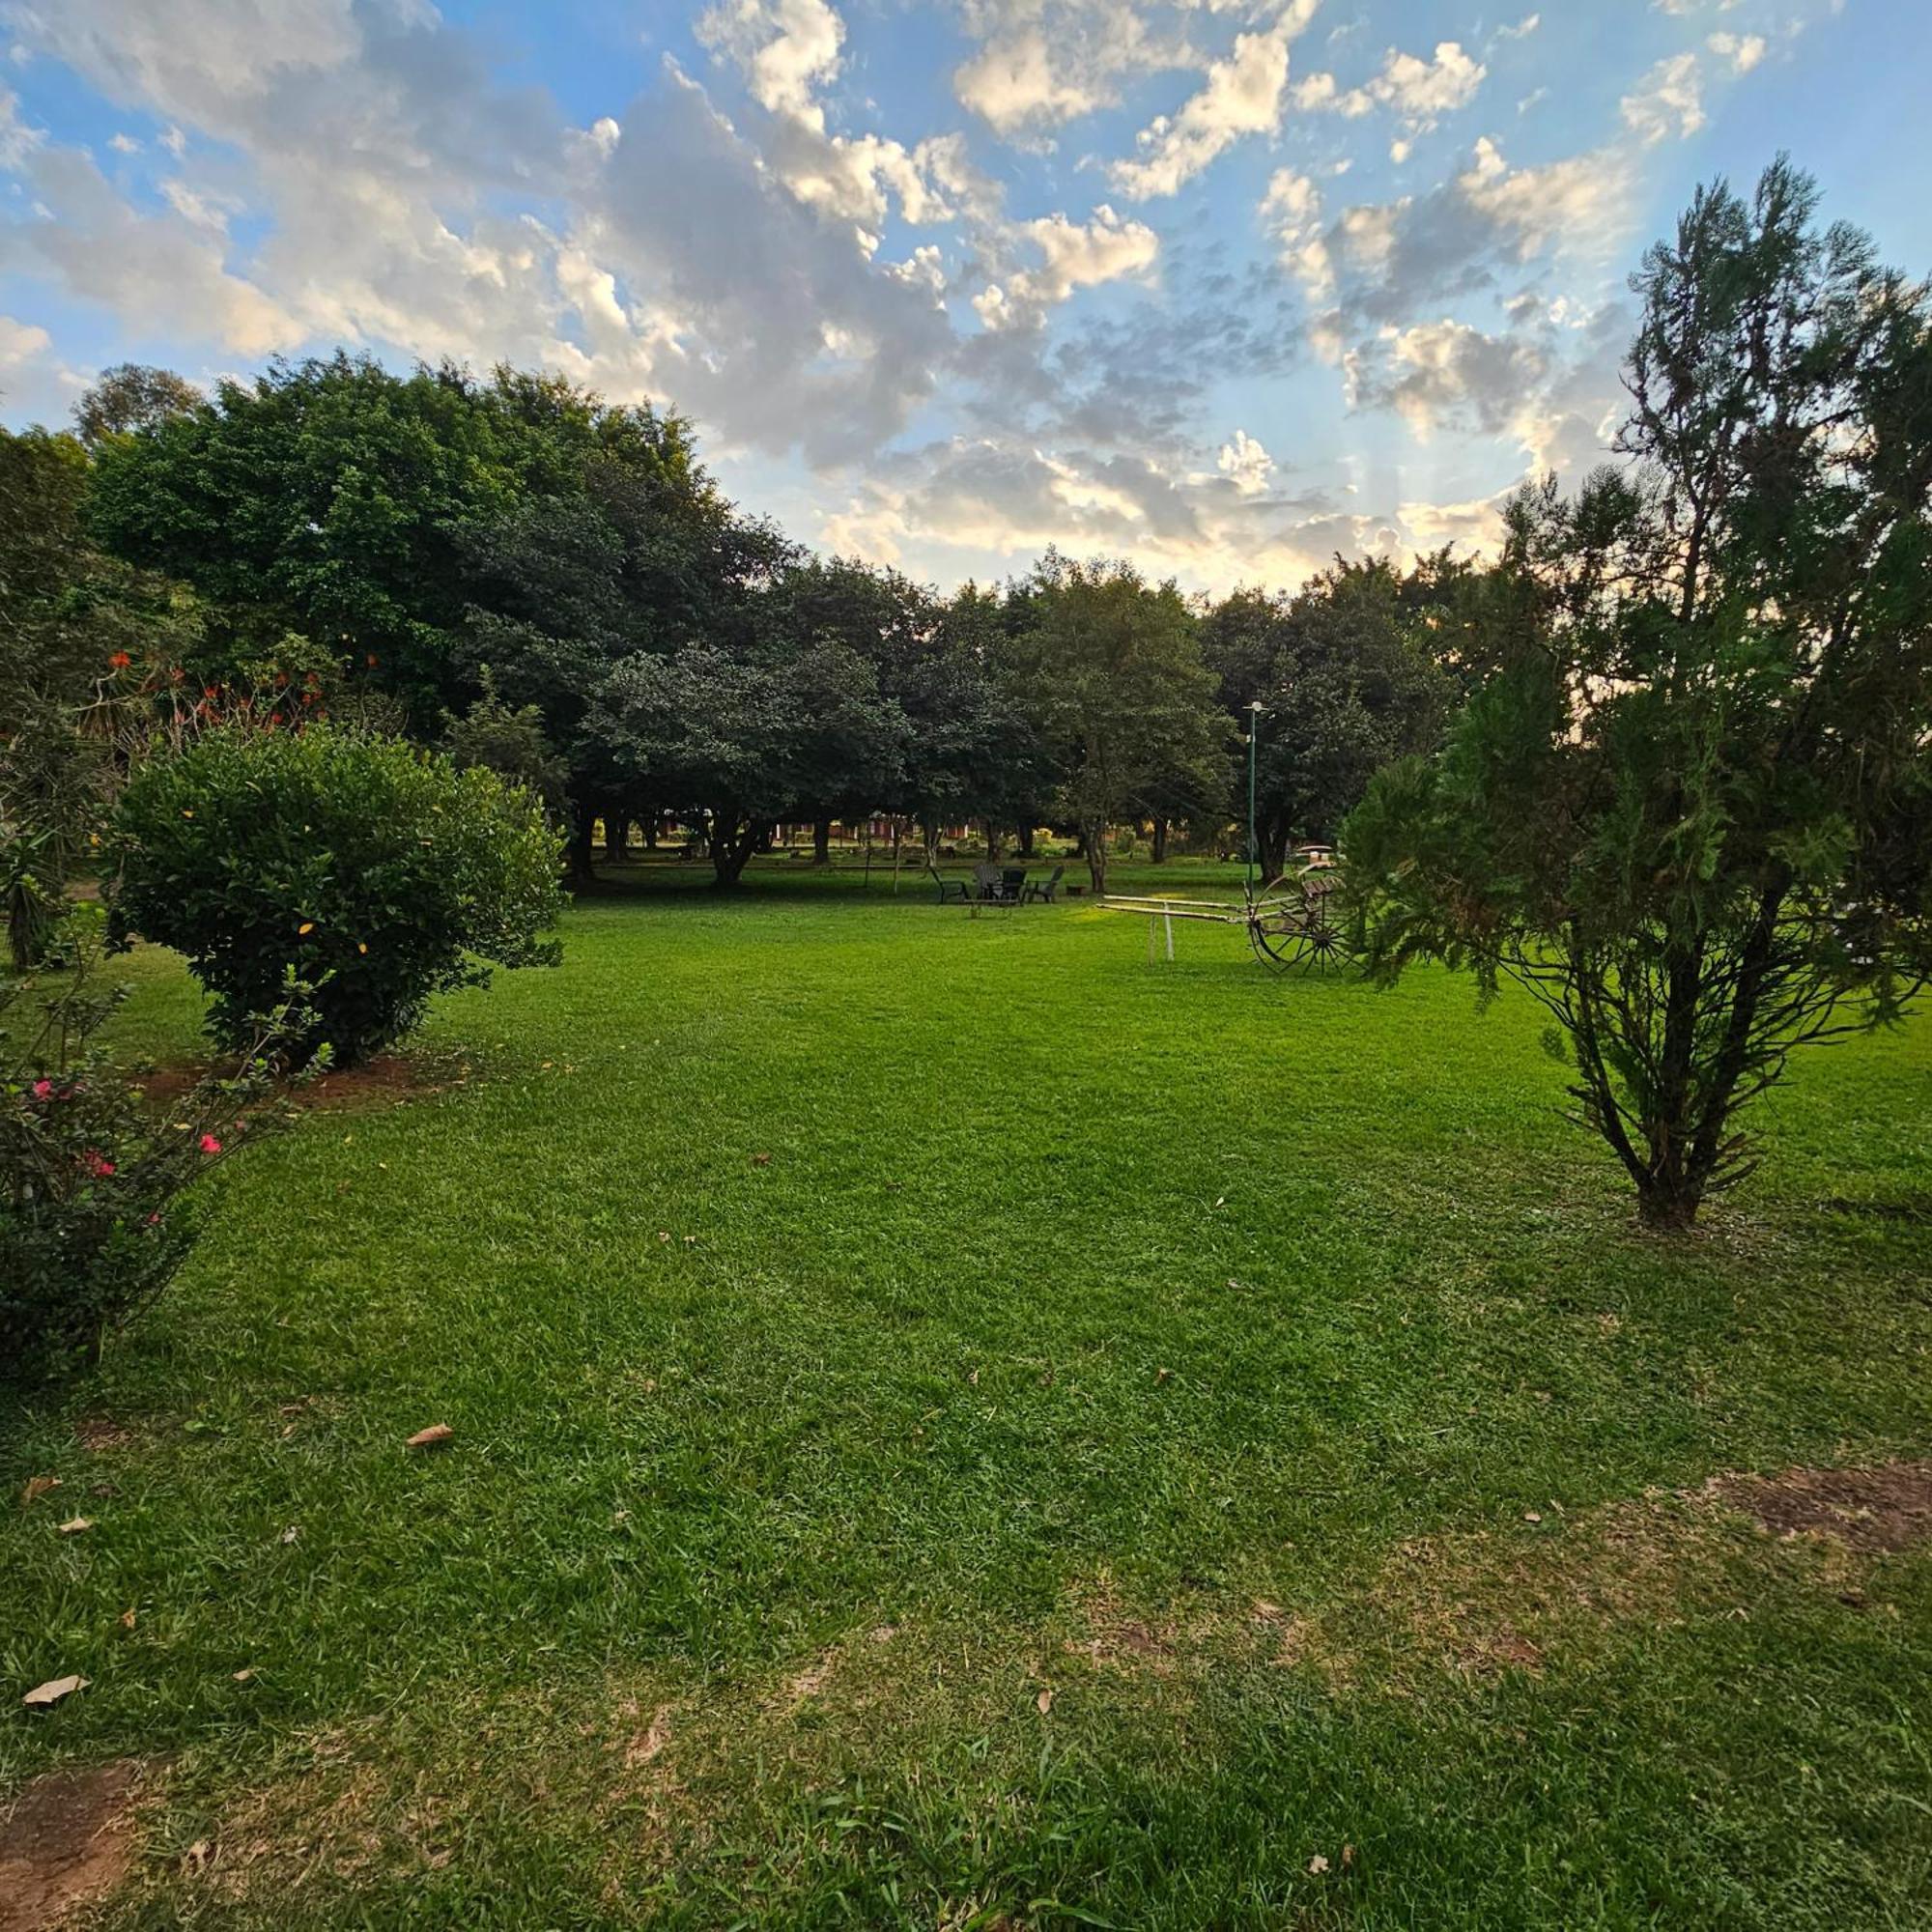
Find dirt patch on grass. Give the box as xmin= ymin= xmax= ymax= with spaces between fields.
xmin=0 ymin=1761 xmax=141 ymax=1931
xmin=1707 ymin=1462 xmax=1932 ymax=1553
xmin=134 ymin=1053 xmax=455 ymax=1115
xmin=74 ymin=1416 xmax=134 ymax=1454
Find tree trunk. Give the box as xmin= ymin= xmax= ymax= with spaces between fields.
xmin=1258 ymin=818 xmax=1290 ymax=887
xmin=709 ymin=810 xmax=756 ymax=888
xmin=642 ymin=813 xmax=659 ymax=850
xmin=1151 ymin=814 xmax=1169 ymax=865
xmin=605 ymin=814 xmax=629 ymax=863
xmin=1083 ymin=818 xmax=1107 ymax=895
xmin=1016 ymin=823 xmax=1036 ymax=858
xmin=920 ymin=816 xmax=940 ymax=861
xmin=984 ymin=820 xmax=1003 ymax=861
xmin=566 ymin=802 xmax=598 ymax=887
xmin=812 ymin=817 xmax=832 ymax=866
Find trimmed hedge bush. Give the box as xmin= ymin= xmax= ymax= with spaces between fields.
xmin=109 ymin=726 xmax=564 ymax=1066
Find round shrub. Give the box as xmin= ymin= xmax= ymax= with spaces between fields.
xmin=109 ymin=725 xmax=564 ymax=1065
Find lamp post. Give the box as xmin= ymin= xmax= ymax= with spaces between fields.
xmin=1244 ymin=698 xmax=1264 ymax=904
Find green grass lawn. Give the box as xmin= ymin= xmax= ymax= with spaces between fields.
xmin=4 ymin=860 xmax=1930 ymax=1928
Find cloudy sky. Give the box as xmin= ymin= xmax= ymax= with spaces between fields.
xmin=0 ymin=0 xmax=1922 ymax=591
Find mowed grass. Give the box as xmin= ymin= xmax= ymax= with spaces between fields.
xmin=3 ymin=860 xmax=1930 ymax=1929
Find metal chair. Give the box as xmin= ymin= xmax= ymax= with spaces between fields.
xmin=1024 ymin=865 xmax=1065 ymax=904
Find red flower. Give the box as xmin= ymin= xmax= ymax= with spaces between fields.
xmin=108 ymin=650 xmax=132 ymax=670
xmin=31 ymin=1078 xmax=52 ymax=1099
xmin=83 ymin=1151 xmax=115 ymax=1178
xmin=199 ymin=1134 xmax=223 ymax=1154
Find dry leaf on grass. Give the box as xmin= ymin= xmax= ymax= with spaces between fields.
xmin=406 ymin=1423 xmax=454 ymax=1450
xmin=57 ymin=1516 xmax=93 ymax=1535
xmin=23 ymin=1673 xmax=88 ymax=1708
xmin=119 ymin=1607 xmax=136 ymax=1631
xmin=1036 ymin=1689 xmax=1053 ymax=1715
xmin=1307 ymin=1853 xmax=1330 ymax=1875
xmin=22 ymin=1474 xmax=61 ymax=1505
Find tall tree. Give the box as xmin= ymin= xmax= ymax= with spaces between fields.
xmin=1202 ymin=560 xmax=1454 ymax=882
xmin=1346 ymin=158 xmax=1932 ymax=1228
xmin=1008 ymin=554 xmax=1225 ymax=895
xmin=586 ymin=639 xmax=908 ymax=888
xmin=71 ymin=363 xmax=203 ymax=447
xmin=0 ymin=427 xmax=196 ymax=965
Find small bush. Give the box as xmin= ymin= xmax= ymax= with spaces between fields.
xmin=2 ymin=906 xmax=309 ymax=1382
xmin=109 ymin=725 xmax=564 ymax=1066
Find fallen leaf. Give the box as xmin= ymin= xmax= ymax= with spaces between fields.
xmin=233 ymin=1667 xmax=255 ymax=1683
xmin=23 ymin=1673 xmax=88 ymax=1708
xmin=1213 ymin=1196 xmax=1226 ymax=1208
xmin=1155 ymin=1367 xmax=1172 ymax=1384
xmin=120 ymin=1607 xmax=136 ymax=1631
xmin=1036 ymin=1689 xmax=1053 ymax=1715
xmin=753 ymin=1151 xmax=772 ymax=1166
xmin=1342 ymin=1843 xmax=1355 ymax=1869
xmin=657 ymin=1231 xmax=670 ymax=1244
xmin=406 ymin=1423 xmax=454 ymax=1450
xmin=1523 ymin=1511 xmax=1543 ymax=1524
xmin=183 ymin=1839 xmax=212 ymax=1871
xmin=57 ymin=1516 xmax=94 ymax=1535
xmin=1307 ymin=1854 xmax=1330 ymax=1875
xmin=968 ymin=1368 xmax=980 ymax=1385
xmin=279 ymin=1524 xmax=300 ymax=1545
xmin=22 ymin=1474 xmax=60 ymax=1505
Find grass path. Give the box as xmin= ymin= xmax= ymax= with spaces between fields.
xmin=4 ymin=863 xmax=1930 ymax=1927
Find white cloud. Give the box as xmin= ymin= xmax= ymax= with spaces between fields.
xmin=1706 ymin=30 xmax=1766 ymax=72
xmin=1110 ymin=3 xmax=1319 ymax=200
xmin=1216 ymin=426 xmax=1272 ymax=493
xmin=1621 ymin=52 xmax=1704 ymax=144
xmin=1294 ymin=40 xmax=1487 ymax=133
xmin=1260 ymin=164 xmax=1333 ymax=299
xmin=950 ymin=0 xmax=1189 ymax=137
xmin=979 ymin=203 xmax=1159 ymax=327
xmin=954 ymin=29 xmax=1103 ymax=133
xmin=696 ymin=0 xmax=844 ymax=125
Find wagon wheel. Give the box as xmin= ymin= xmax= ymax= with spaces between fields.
xmin=1247 ymin=873 xmax=1351 ymax=972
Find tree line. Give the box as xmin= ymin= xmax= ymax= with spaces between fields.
xmin=7 ymin=353 xmax=1460 ymax=903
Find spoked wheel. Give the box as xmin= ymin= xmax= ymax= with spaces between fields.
xmin=1247 ymin=875 xmax=1351 ymax=972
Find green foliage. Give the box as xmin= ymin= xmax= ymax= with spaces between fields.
xmin=71 ymin=363 xmax=204 ymax=447
xmin=0 ymin=425 xmax=199 ymax=967
xmin=1346 ymin=158 xmax=1932 ymax=1227
xmin=588 ymin=638 xmax=909 ymax=886
xmin=1005 ymin=554 xmax=1226 ymax=892
xmin=1 ymin=905 xmax=308 ymax=1382
xmin=1201 ymin=558 xmax=1456 ymax=878
xmin=107 ymin=725 xmax=565 ymax=1065
xmin=444 ymin=671 xmax=571 ymax=823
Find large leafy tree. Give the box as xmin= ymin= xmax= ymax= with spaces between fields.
xmin=587 ymin=638 xmax=909 ymax=888
xmin=0 ymin=427 xmax=197 ymax=966
xmin=71 ymin=363 xmax=203 ymax=447
xmin=1007 ymin=554 xmax=1225 ymax=895
xmin=1202 ymin=560 xmax=1453 ymax=882
xmin=1346 ymin=159 xmax=1932 ymax=1229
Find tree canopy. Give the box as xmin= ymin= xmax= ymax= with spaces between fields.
xmin=1346 ymin=156 xmax=1932 ymax=1228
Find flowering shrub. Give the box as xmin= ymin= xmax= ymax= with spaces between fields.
xmin=107 ymin=724 xmax=564 ymax=1067
xmin=2 ymin=906 xmax=314 ymax=1382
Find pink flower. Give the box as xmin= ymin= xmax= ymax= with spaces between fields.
xmin=147 ymin=1211 xmax=162 ymax=1226
xmin=31 ymin=1078 xmax=51 ymax=1099
xmin=83 ymin=1151 xmax=115 ymax=1178
xmin=199 ymin=1134 xmax=223 ymax=1154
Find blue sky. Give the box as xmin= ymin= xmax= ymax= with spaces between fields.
xmin=2 ymin=0 xmax=1924 ymax=591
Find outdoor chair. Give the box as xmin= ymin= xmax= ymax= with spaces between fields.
xmin=1024 ymin=864 xmax=1065 ymax=904
xmin=972 ymin=861 xmax=1004 ymax=901
xmin=928 ymin=863 xmax=973 ymax=904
